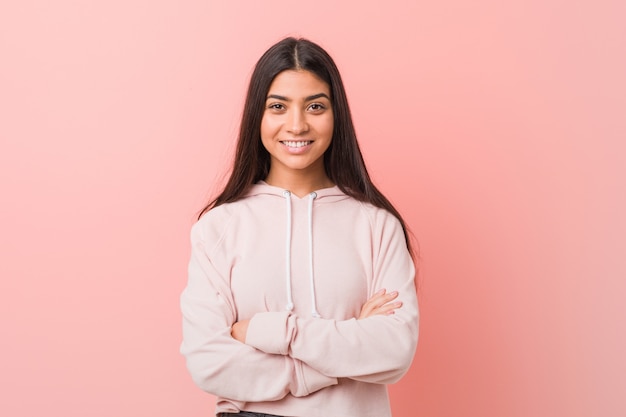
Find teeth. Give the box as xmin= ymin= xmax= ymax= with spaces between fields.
xmin=282 ymin=141 xmax=311 ymax=148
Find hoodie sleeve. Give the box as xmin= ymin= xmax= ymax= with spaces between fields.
xmin=180 ymin=222 xmax=338 ymax=401
xmin=245 ymin=211 xmax=419 ymax=384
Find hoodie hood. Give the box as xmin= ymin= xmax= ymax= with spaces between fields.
xmin=245 ymin=181 xmax=350 ymax=202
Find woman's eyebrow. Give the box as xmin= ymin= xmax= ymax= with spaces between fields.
xmin=266 ymin=93 xmax=331 ymax=101
xmin=305 ymin=93 xmax=330 ymax=101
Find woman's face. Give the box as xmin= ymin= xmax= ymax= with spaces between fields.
xmin=260 ymin=69 xmax=334 ymax=181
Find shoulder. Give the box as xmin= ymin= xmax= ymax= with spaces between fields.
xmin=353 ymin=200 xmax=403 ymax=231
xmin=190 ymin=202 xmax=241 ymax=252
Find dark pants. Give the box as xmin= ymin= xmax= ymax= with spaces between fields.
xmin=218 ymin=413 xmax=284 ymax=417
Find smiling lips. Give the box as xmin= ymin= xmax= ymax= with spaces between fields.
xmin=280 ymin=140 xmax=314 ymax=154
xmin=281 ymin=140 xmax=313 ymax=148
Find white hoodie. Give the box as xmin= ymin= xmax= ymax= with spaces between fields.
xmin=180 ymin=182 xmax=419 ymax=417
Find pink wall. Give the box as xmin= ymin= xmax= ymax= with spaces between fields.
xmin=1 ymin=1 xmax=624 ymax=416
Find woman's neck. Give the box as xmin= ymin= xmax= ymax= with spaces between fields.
xmin=264 ymin=170 xmax=334 ymax=197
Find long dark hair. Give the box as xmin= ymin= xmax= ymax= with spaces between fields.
xmin=199 ymin=37 xmax=416 ymax=259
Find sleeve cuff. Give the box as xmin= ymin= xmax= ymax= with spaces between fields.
xmin=294 ymin=360 xmax=338 ymax=396
xmin=246 ymin=311 xmax=292 ymax=355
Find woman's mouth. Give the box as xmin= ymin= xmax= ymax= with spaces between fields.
xmin=281 ymin=140 xmax=313 ymax=148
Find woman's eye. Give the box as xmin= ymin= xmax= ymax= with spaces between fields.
xmin=308 ymin=103 xmax=326 ymax=111
xmin=268 ymin=103 xmax=285 ymax=110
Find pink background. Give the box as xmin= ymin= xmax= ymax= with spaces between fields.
xmin=1 ymin=1 xmax=625 ymax=416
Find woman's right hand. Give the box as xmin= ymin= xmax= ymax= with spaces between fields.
xmin=358 ymin=288 xmax=402 ymax=319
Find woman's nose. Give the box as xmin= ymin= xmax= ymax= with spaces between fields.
xmin=287 ymin=109 xmax=308 ymax=134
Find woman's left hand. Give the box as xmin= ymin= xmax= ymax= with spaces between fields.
xmin=231 ymin=319 xmax=250 ymax=343
xmin=358 ymin=288 xmax=402 ymax=319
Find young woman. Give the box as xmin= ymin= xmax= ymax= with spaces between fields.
xmin=180 ymin=37 xmax=419 ymax=417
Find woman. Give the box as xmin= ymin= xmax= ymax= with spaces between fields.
xmin=180 ymin=37 xmax=419 ymax=417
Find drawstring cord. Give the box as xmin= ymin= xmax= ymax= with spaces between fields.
xmin=283 ymin=191 xmax=294 ymax=311
xmin=282 ymin=190 xmax=321 ymax=318
xmin=308 ymin=192 xmax=321 ymax=318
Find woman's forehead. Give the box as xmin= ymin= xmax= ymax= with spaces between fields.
xmin=267 ymin=70 xmax=331 ymax=98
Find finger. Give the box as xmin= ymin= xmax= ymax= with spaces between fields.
xmin=360 ymin=297 xmax=397 ymax=318
xmin=360 ymin=303 xmax=401 ymax=319
xmin=364 ymin=289 xmax=395 ymax=304
xmin=364 ymin=291 xmax=398 ymax=309
xmin=360 ymin=291 xmax=383 ymax=312
xmin=360 ymin=298 xmax=402 ymax=319
xmin=377 ymin=300 xmax=403 ymax=315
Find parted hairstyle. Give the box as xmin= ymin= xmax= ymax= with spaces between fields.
xmin=199 ymin=37 xmax=416 ymax=259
